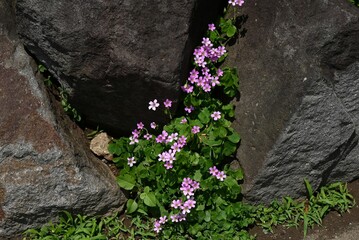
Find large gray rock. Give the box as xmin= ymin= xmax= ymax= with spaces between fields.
xmin=15 ymin=0 xmax=226 ymax=134
xmin=0 ymin=1 xmax=126 ymax=237
xmin=228 ymin=0 xmax=359 ymax=203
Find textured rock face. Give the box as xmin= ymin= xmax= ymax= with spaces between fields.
xmin=228 ymin=0 xmax=359 ymax=203
xmin=15 ymin=0 xmax=225 ymax=134
xmin=0 ymin=1 xmax=126 ymax=237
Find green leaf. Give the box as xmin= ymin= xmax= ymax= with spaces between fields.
xmin=203 ymin=138 xmax=222 ymax=147
xmin=222 ymin=141 xmax=237 ymax=156
xmin=304 ymin=179 xmax=313 ymax=199
xmin=140 ymin=192 xmax=157 ymax=207
xmin=117 ymin=174 xmax=136 ymax=190
xmin=204 ymin=211 xmax=211 ymax=222
xmin=193 ymin=170 xmax=202 ymax=182
xmin=228 ymin=132 xmax=241 ymax=143
xmin=227 ymin=25 xmax=237 ymax=37
xmin=126 ymin=199 xmax=138 ymax=214
xmin=198 ymin=108 xmax=211 ymax=124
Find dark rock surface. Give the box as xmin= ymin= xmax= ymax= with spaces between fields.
xmin=228 ymin=0 xmax=359 ymax=203
xmin=15 ymin=0 xmax=226 ymax=134
xmin=0 ymin=1 xmax=126 ymax=237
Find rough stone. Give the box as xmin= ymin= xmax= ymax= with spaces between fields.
xmin=15 ymin=0 xmax=226 ymax=135
xmin=0 ymin=1 xmax=126 ymax=237
xmin=90 ymin=132 xmax=113 ymax=161
xmin=227 ymin=0 xmax=359 ymax=203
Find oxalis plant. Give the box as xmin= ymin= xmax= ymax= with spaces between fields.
xmin=23 ymin=1 xmax=356 ymax=239
xmin=108 ymin=1 xmax=251 ymax=239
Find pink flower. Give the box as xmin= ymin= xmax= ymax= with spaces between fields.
xmin=211 ymin=111 xmax=221 ymax=121
xmin=171 ymin=143 xmax=181 ymax=152
xmin=228 ymin=0 xmax=244 ymax=6
xmin=164 ymin=161 xmax=173 ymax=169
xmin=209 ymin=166 xmax=219 ymax=176
xmin=148 ymin=99 xmax=160 ymax=111
xmin=166 ymin=133 xmax=178 ymax=143
xmin=163 ymin=99 xmax=172 ymax=108
xmin=153 ymin=220 xmax=162 ymax=233
xmin=180 ymin=118 xmax=187 ymax=124
xmin=217 ymin=68 xmax=224 ymax=77
xmin=129 ymin=136 xmax=138 ymax=145
xmin=127 ymin=157 xmax=136 ymax=167
xmin=144 ymin=133 xmax=152 ymax=140
xmin=181 ymin=204 xmax=191 ymax=214
xmin=185 ymin=106 xmax=194 ymax=113
xmin=159 ymin=216 xmax=168 ymax=224
xmin=208 ymin=23 xmax=216 ymax=31
xmin=170 ymin=214 xmax=179 ymax=223
xmin=182 ymin=84 xmax=194 ymax=93
xmin=216 ymin=171 xmax=227 ymax=181
xmin=180 ymin=184 xmax=194 ymax=197
xmin=191 ymin=126 xmax=200 ymax=134
xmin=202 ymin=37 xmax=213 ymax=47
xmin=202 ymin=83 xmax=212 ymax=92
xmin=150 ymin=122 xmax=157 ymax=129
xmin=184 ymin=199 xmax=196 ymax=210
xmin=177 ymin=136 xmax=187 ymax=147
xmin=170 ymin=213 xmax=186 ymax=222
xmin=182 ymin=178 xmax=193 ymax=186
xmin=191 ymin=181 xmax=200 ymax=190
xmin=132 ymin=129 xmax=140 ymax=138
xmin=171 ymin=199 xmax=182 ymax=209
xmin=137 ymin=122 xmax=144 ymax=130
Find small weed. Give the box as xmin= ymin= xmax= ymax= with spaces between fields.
xmin=254 ymin=180 xmax=355 ymax=237
xmin=59 ymin=86 xmax=81 ymax=122
xmin=86 ymin=126 xmax=103 ymax=140
xmin=37 ymin=64 xmax=81 ymax=122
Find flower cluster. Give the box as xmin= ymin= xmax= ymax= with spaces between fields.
xmin=157 ymin=134 xmax=187 ymax=169
xmin=228 ymin=0 xmax=245 ymax=6
xmin=153 ymin=216 xmax=167 ymax=233
xmin=154 ymin=178 xmax=200 ymax=233
xmin=209 ymin=166 xmax=227 ymax=181
xmin=181 ymin=23 xmax=228 ymax=114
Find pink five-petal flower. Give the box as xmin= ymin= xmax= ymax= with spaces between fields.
xmin=159 ymin=216 xmax=167 ymax=224
xmin=144 ymin=133 xmax=152 ymax=140
xmin=184 ymin=199 xmax=196 ymax=210
xmin=191 ymin=181 xmax=200 ymax=190
xmin=180 ymin=118 xmax=187 ymax=124
xmin=216 ymin=171 xmax=227 ymax=181
xmin=164 ymin=161 xmax=173 ymax=169
xmin=170 ymin=214 xmax=179 ymax=222
xmin=217 ymin=68 xmax=224 ymax=77
xmin=148 ymin=99 xmax=160 ymax=111
xmin=171 ymin=199 xmax=182 ymax=209
xmin=137 ymin=122 xmax=144 ymax=130
xmin=127 ymin=157 xmax=136 ymax=167
xmin=191 ymin=126 xmax=200 ymax=134
xmin=211 ymin=111 xmax=221 ymax=121
xmin=209 ymin=166 xmax=219 ymax=176
xmin=150 ymin=122 xmax=157 ymax=129
xmin=163 ymin=99 xmax=172 ymax=108
xmin=185 ymin=106 xmax=194 ymax=113
xmin=208 ymin=23 xmax=216 ymax=31
xmin=181 ymin=204 xmax=191 ymax=214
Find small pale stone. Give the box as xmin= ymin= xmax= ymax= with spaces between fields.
xmin=90 ymin=132 xmax=113 ymax=161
